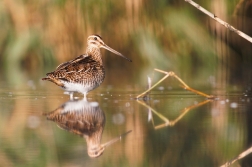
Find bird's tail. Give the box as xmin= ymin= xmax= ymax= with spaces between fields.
xmin=42 ymin=77 xmax=50 ymax=81
xmin=41 ymin=76 xmax=64 ymax=87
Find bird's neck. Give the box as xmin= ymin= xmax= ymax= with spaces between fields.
xmin=86 ymin=46 xmax=103 ymax=64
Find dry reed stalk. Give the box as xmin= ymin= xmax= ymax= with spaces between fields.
xmin=220 ymin=146 xmax=252 ymax=167
xmin=137 ymin=99 xmax=211 ymax=129
xmin=184 ymin=0 xmax=252 ymax=43
xmin=136 ymin=68 xmax=214 ymax=99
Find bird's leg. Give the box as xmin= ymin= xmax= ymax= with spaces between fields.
xmin=69 ymin=92 xmax=74 ymax=100
xmin=83 ymin=92 xmax=87 ymax=101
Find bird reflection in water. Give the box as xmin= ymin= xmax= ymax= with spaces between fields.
xmin=43 ymin=99 xmax=132 ymax=158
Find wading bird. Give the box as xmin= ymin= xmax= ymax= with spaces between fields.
xmin=42 ymin=35 xmax=131 ymax=99
xmin=44 ymin=99 xmax=131 ymax=158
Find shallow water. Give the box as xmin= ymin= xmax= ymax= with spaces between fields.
xmin=1 ymin=0 xmax=252 ymax=166
xmin=0 ymin=83 xmax=251 ymax=167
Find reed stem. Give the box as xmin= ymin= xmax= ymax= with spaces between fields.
xmin=185 ymin=0 xmax=252 ymax=43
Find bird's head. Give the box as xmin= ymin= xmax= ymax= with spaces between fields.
xmin=87 ymin=35 xmax=132 ymax=62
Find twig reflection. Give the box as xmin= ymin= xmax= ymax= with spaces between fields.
xmin=43 ymin=99 xmax=131 ymax=158
xmin=137 ymin=99 xmax=211 ymax=129
xmin=220 ymin=146 xmax=252 ymax=167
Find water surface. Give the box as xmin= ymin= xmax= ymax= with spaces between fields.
xmin=0 ymin=83 xmax=251 ymax=167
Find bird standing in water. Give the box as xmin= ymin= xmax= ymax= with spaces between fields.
xmin=42 ymin=35 xmax=131 ymax=99
xmin=43 ymin=99 xmax=132 ymax=158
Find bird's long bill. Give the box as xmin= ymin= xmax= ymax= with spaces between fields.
xmin=102 ymin=44 xmax=132 ymax=62
xmin=101 ymin=130 xmax=132 ymax=148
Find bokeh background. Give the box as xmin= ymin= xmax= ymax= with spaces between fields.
xmin=0 ymin=0 xmax=251 ymax=89
xmin=0 ymin=0 xmax=252 ymax=166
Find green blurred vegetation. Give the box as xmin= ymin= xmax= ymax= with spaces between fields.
xmin=0 ymin=0 xmax=252 ymax=166
xmin=1 ymin=0 xmax=250 ymax=89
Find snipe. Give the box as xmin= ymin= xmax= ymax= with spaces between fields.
xmin=42 ymin=35 xmax=131 ymax=99
xmin=43 ymin=99 xmax=132 ymax=158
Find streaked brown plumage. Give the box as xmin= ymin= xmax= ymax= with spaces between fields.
xmin=43 ymin=99 xmax=132 ymax=158
xmin=42 ymin=35 xmax=131 ymax=99
xmin=44 ymin=99 xmax=105 ymax=157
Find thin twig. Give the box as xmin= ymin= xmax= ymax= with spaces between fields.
xmin=136 ymin=74 xmax=170 ymax=99
xmin=142 ymin=76 xmax=152 ymax=101
xmin=184 ymin=0 xmax=252 ymax=43
xmin=154 ymin=68 xmax=214 ymax=98
xmin=102 ymin=130 xmax=132 ymax=148
xmin=138 ymin=99 xmax=211 ymax=129
xmin=136 ymin=68 xmax=214 ymax=99
xmin=137 ymin=100 xmax=170 ymax=125
xmin=220 ymin=146 xmax=252 ymax=167
xmin=155 ymin=99 xmax=211 ymax=129
xmin=146 ymin=76 xmax=153 ymax=122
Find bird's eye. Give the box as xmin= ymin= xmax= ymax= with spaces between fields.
xmin=94 ymin=37 xmax=97 ymax=40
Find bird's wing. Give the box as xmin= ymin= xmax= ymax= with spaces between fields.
xmin=46 ymin=54 xmax=102 ymax=82
xmin=55 ymin=54 xmax=88 ymax=71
